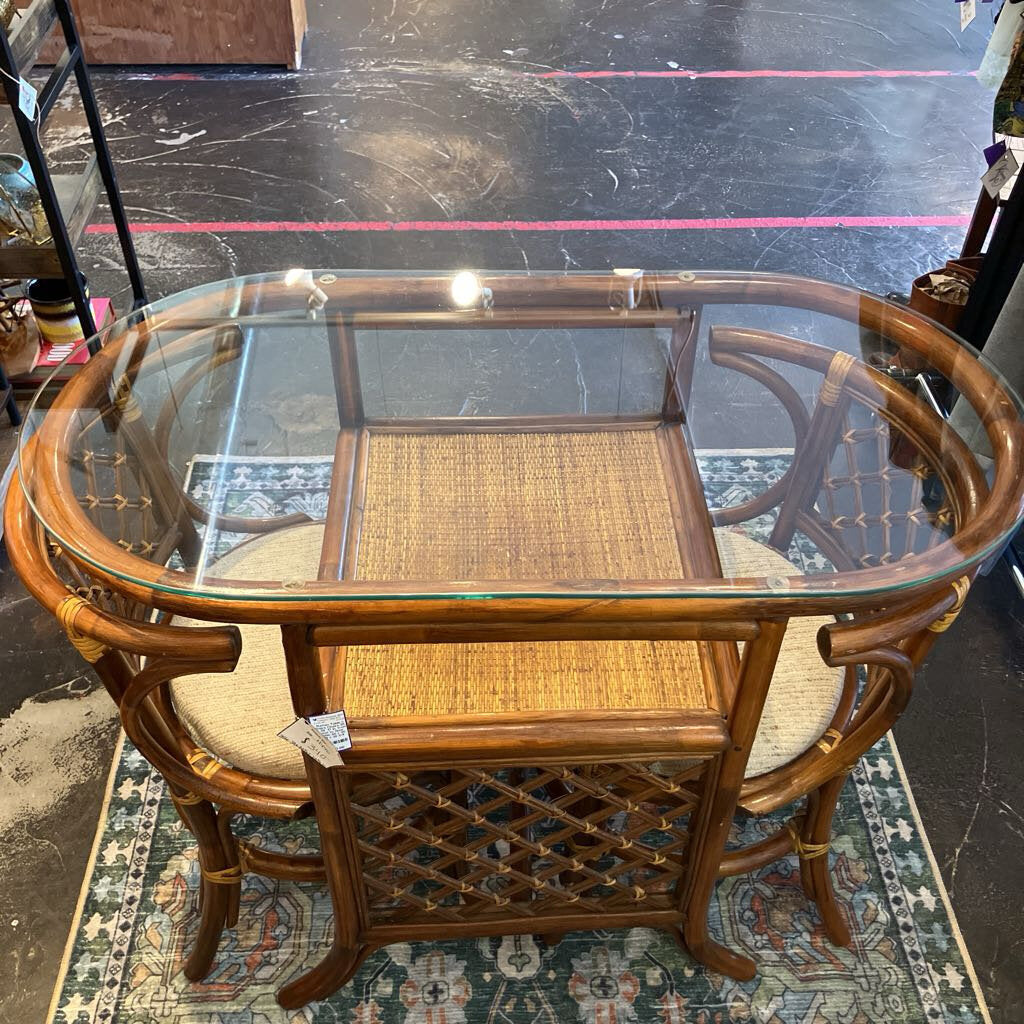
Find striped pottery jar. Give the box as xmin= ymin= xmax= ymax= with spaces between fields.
xmin=26 ymin=275 xmax=90 ymax=346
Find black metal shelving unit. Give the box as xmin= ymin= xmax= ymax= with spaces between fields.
xmin=0 ymin=0 xmax=146 ymax=392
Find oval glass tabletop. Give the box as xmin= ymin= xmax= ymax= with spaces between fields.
xmin=17 ymin=269 xmax=1024 ymax=607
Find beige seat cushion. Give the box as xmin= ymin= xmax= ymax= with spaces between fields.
xmin=171 ymin=524 xmax=844 ymax=782
xmin=170 ymin=526 xmax=327 ymax=781
xmin=714 ymin=530 xmax=845 ymax=778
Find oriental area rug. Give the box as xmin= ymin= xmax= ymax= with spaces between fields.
xmin=48 ymin=454 xmax=991 ymax=1024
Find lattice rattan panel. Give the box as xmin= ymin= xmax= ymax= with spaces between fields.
xmin=819 ymin=406 xmax=953 ymax=569
xmin=72 ymin=434 xmax=162 ymax=558
xmin=350 ymin=761 xmax=707 ymax=925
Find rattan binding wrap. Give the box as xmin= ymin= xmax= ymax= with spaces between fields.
xmin=200 ymin=864 xmax=243 ymax=885
xmin=928 ymin=576 xmax=970 ymax=632
xmin=818 ymin=351 xmax=856 ymax=406
xmin=56 ymin=594 xmax=109 ymax=663
xmin=787 ymin=818 xmax=831 ymax=860
xmin=111 ymin=374 xmax=143 ymax=423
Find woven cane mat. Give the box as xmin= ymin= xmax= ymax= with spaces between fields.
xmin=351 ymin=429 xmax=705 ymax=715
xmin=48 ymin=453 xmax=990 ymax=1024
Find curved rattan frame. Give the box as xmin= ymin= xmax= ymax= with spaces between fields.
xmin=19 ymin=272 xmax=1024 ymax=620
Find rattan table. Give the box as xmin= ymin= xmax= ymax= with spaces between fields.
xmin=11 ymin=270 xmax=1024 ymax=1006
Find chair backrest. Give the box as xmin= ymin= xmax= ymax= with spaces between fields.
xmin=29 ymin=320 xmax=315 ymax=582
xmin=3 ymin=470 xmax=315 ymax=818
xmin=706 ymin=326 xmax=984 ymax=574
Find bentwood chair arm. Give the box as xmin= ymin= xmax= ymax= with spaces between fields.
xmin=4 ymin=473 xmax=241 ymax=665
xmin=5 ymin=471 xmax=316 ymax=819
xmin=816 ymin=574 xmax=972 ymax=663
xmin=758 ymin=576 xmax=976 ymax=816
xmin=805 ymin=576 xmax=976 ymax=784
xmin=737 ymin=638 xmax=915 ymax=822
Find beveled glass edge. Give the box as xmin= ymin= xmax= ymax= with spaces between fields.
xmin=16 ymin=269 xmax=1024 ymax=604
xmin=26 ymin=526 xmax=1020 ymax=603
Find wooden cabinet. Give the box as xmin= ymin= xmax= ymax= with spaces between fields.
xmin=41 ymin=0 xmax=307 ymax=67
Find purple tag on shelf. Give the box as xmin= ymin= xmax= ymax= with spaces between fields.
xmin=984 ymin=141 xmax=1007 ymax=168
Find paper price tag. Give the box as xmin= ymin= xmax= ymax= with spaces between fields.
xmin=981 ymin=149 xmax=1019 ymax=198
xmin=17 ymin=77 xmax=37 ymax=121
xmin=309 ymin=711 xmax=352 ymax=753
xmin=959 ymin=0 xmax=976 ymax=31
xmin=278 ymin=716 xmax=346 ymax=768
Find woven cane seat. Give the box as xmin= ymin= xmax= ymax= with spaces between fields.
xmin=714 ymin=529 xmax=845 ymax=778
xmin=170 ymin=432 xmax=843 ymax=781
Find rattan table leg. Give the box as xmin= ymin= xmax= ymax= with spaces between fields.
xmin=679 ymin=620 xmax=788 ymax=980
xmin=277 ymin=625 xmax=371 ymax=1009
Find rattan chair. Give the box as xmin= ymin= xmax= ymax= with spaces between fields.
xmin=4 ymin=461 xmax=329 ymax=983
xmin=701 ymin=326 xmax=983 ymax=947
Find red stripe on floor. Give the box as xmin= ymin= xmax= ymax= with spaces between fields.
xmin=125 ymin=68 xmax=973 ymax=82
xmin=533 ymin=68 xmax=973 ymax=79
xmin=85 ymin=215 xmax=972 ymax=235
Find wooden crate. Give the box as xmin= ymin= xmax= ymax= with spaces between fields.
xmin=40 ymin=0 xmax=307 ymax=67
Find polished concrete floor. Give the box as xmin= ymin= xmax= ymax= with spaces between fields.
xmin=1 ymin=0 xmax=1023 ymax=1021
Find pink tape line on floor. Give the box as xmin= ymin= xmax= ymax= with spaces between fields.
xmin=85 ymin=215 xmax=973 ymax=235
xmin=533 ymin=68 xmax=975 ymax=79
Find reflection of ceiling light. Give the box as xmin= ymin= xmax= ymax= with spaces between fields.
xmin=284 ymin=267 xmax=327 ymax=316
xmin=451 ymin=271 xmax=482 ymax=307
xmin=612 ymin=268 xmax=643 ymax=310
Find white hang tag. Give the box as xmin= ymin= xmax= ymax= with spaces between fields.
xmin=278 ymin=713 xmax=350 ymax=768
xmin=981 ymin=149 xmax=1019 ymax=198
xmin=309 ymin=710 xmax=352 ymax=752
xmin=18 ymin=77 xmax=37 ymax=121
xmin=959 ymin=0 xmax=976 ymax=30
